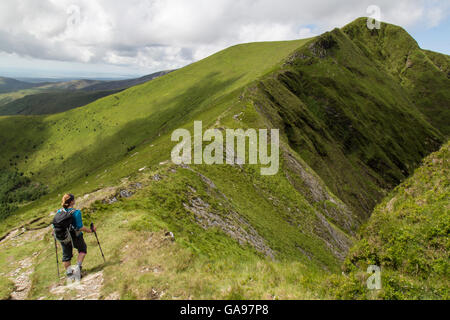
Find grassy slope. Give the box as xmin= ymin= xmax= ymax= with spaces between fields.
xmin=326 ymin=141 xmax=449 ymax=299
xmin=0 ymin=89 xmax=45 ymax=106
xmin=0 ymin=19 xmax=448 ymax=300
xmin=0 ymin=72 xmax=171 ymax=115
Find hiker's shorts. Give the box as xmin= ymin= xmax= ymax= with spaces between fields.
xmin=60 ymin=234 xmax=87 ymax=262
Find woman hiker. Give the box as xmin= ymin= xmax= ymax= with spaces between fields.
xmin=52 ymin=193 xmax=96 ymax=278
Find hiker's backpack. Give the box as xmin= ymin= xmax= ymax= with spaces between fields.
xmin=52 ymin=208 xmax=76 ymax=244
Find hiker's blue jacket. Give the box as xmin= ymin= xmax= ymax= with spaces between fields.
xmin=57 ymin=208 xmax=84 ymax=233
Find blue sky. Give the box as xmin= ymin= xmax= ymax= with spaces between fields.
xmin=0 ymin=0 xmax=448 ymax=79
xmin=409 ymin=17 xmax=450 ymax=54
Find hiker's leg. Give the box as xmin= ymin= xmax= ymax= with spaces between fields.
xmin=74 ymin=234 xmax=87 ymax=267
xmin=61 ymin=241 xmax=73 ymax=269
xmin=77 ymin=252 xmax=86 ymax=264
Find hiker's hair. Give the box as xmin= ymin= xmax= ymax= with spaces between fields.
xmin=61 ymin=194 xmax=75 ymax=209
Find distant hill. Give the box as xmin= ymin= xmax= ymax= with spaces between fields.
xmin=0 ymin=70 xmax=173 ymax=115
xmin=0 ymin=77 xmax=43 ymax=94
xmin=81 ymin=70 xmax=174 ymax=92
xmin=0 ymin=90 xmax=120 ymax=115
xmin=38 ymin=79 xmax=104 ymax=91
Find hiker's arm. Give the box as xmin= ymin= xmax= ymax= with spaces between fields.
xmin=80 ymin=226 xmax=95 ymax=233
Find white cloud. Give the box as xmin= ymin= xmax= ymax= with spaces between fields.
xmin=0 ymin=0 xmax=448 ymax=75
xmin=426 ymin=6 xmax=446 ymax=28
xmin=238 ymin=23 xmax=299 ymax=43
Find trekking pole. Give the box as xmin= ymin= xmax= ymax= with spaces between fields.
xmin=90 ymin=223 xmax=106 ymax=263
xmin=53 ymin=234 xmax=60 ymax=279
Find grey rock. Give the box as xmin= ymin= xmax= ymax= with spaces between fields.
xmin=119 ymin=190 xmax=134 ymax=198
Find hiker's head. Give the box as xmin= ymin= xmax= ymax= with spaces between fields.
xmin=62 ymin=194 xmax=75 ymax=209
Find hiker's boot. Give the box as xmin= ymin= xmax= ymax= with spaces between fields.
xmin=77 ymin=263 xmax=84 ymax=278
xmin=66 ymin=269 xmax=74 ymax=279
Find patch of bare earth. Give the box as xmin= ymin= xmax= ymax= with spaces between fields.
xmin=0 ymin=226 xmax=52 ymax=300
xmin=0 ymin=225 xmax=50 ymax=252
xmin=7 ymin=254 xmax=38 ymax=300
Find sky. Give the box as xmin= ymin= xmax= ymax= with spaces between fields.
xmin=0 ymin=0 xmax=449 ymax=79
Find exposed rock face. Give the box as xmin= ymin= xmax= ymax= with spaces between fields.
xmin=308 ymin=32 xmax=339 ymax=58
xmin=313 ymin=211 xmax=352 ymax=261
xmin=283 ymin=151 xmax=359 ymax=234
xmin=180 ymin=166 xmax=275 ymax=259
xmin=283 ymin=151 xmax=355 ymax=260
xmin=77 ymin=187 xmax=117 ymax=208
xmin=183 ymin=193 xmax=275 ymax=260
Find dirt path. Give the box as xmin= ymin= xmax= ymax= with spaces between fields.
xmin=50 ymin=271 xmax=105 ymax=300
xmin=1 ymin=226 xmax=49 ymax=300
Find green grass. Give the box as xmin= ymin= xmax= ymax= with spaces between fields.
xmin=0 ymin=277 xmax=14 ymax=300
xmin=1 ymin=37 xmax=340 ymax=299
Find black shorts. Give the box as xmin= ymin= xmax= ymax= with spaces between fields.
xmin=60 ymin=233 xmax=87 ymax=262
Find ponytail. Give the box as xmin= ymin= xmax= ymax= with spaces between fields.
xmin=61 ymin=194 xmax=75 ymax=209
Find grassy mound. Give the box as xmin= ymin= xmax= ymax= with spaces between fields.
xmin=327 ymin=141 xmax=449 ymax=299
